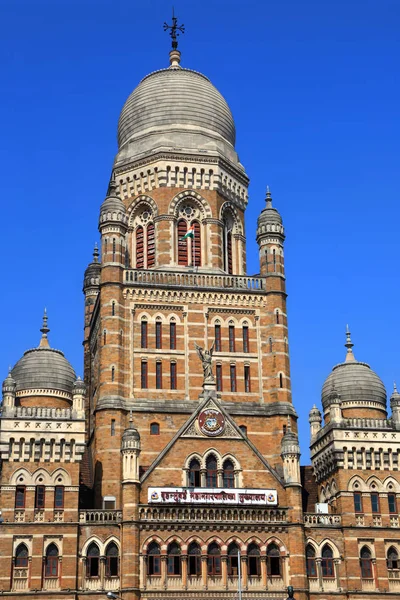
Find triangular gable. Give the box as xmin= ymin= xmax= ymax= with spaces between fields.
xmin=140 ymin=390 xmax=284 ymax=485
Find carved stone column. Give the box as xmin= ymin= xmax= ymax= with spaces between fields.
xmin=100 ymin=556 xmax=106 ymax=589
xmin=222 ymin=555 xmax=228 ymax=590
xmin=261 ymin=557 xmax=267 ymax=589
xmin=161 ymin=555 xmax=167 ymax=590
xmin=241 ymin=554 xmax=248 ymax=590
xmin=182 ymin=555 xmax=188 ymax=590
xmin=334 ymin=558 xmax=341 ymax=590
xmin=201 ymin=555 xmax=208 ymax=590
xmin=316 ymin=558 xmax=323 ymax=591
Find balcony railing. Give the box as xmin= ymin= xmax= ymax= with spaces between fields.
xmin=79 ymin=510 xmax=122 ymax=523
xmin=304 ymin=513 xmax=342 ymax=527
xmin=139 ymin=505 xmax=287 ymax=524
xmin=124 ymin=269 xmax=266 ymax=292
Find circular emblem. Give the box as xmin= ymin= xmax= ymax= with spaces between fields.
xmin=198 ymin=409 xmax=225 ymax=437
xmin=267 ymin=493 xmax=275 ymax=503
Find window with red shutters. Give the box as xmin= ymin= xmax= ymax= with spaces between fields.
xmin=192 ymin=221 xmax=201 ymax=267
xmin=178 ymin=220 xmax=188 ymax=265
xmin=136 ymin=226 xmax=144 ymax=268
xmin=44 ymin=544 xmax=59 ymax=578
xmin=227 ymin=230 xmax=233 ymax=274
xmin=147 ymin=223 xmax=155 ymax=267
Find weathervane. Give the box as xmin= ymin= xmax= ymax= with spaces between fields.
xmin=163 ymin=9 xmax=185 ymax=50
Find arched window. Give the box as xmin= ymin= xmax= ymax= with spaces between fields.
xmin=207 ymin=542 xmax=221 ymax=576
xmin=239 ymin=425 xmax=247 ymax=436
xmin=44 ymin=544 xmax=59 ymax=578
xmin=223 ymin=214 xmax=234 ymax=274
xmin=206 ymin=455 xmax=218 ymax=487
xmin=105 ymin=542 xmax=119 ymax=577
xmin=147 ymin=542 xmax=161 ymax=576
xmin=15 ymin=544 xmax=29 ymax=568
xmin=147 ymin=223 xmax=155 ymax=268
xmin=276 ymin=310 xmax=280 ymax=324
xmin=248 ymin=543 xmax=261 ymax=576
xmin=135 ymin=226 xmax=144 ymax=268
xmin=267 ymin=543 xmax=281 ymax=576
xmin=141 ymin=320 xmax=148 ymax=348
xmin=111 ymin=301 xmax=115 ymax=316
xmin=86 ymin=543 xmax=100 ymax=578
xmin=15 ymin=485 xmax=26 ymax=508
xmin=188 ymin=542 xmax=201 ymax=576
xmin=150 ymin=423 xmax=160 ymax=436
xmin=223 ymin=460 xmax=235 ymax=488
xmin=279 ymin=373 xmax=283 ymax=388
xmin=178 ymin=219 xmax=188 ymax=265
xmin=189 ymin=459 xmax=201 ymax=487
xmin=360 ymin=546 xmax=373 ymax=579
xmin=192 ymin=221 xmax=201 ymax=267
xmin=306 ymin=545 xmax=317 ymax=577
xmin=387 ymin=547 xmax=399 ymax=571
xmin=167 ymin=542 xmax=181 ymax=576
xmin=321 ymin=544 xmax=334 ymax=578
xmin=227 ymin=543 xmax=240 ymax=576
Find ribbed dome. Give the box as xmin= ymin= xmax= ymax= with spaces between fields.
xmin=11 ymin=313 xmax=76 ymax=396
xmin=321 ymin=330 xmax=386 ymax=413
xmin=116 ymin=57 xmax=236 ymax=163
xmin=257 ymin=191 xmax=282 ymax=226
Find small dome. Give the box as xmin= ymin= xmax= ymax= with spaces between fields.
xmin=83 ymin=244 xmax=101 ymax=290
xmin=2 ymin=369 xmax=16 ymax=393
xmin=73 ymin=376 xmax=87 ymax=395
xmin=256 ymin=189 xmax=284 ymax=244
xmin=309 ymin=404 xmax=322 ymax=422
xmin=10 ymin=313 xmax=76 ymax=396
xmin=390 ymin=383 xmax=400 ymax=405
xmin=281 ymin=422 xmax=300 ymax=455
xmin=322 ymin=329 xmax=386 ymax=414
xmin=115 ymin=53 xmax=238 ymax=165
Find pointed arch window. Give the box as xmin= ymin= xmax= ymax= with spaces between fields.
xmin=192 ymin=221 xmax=201 ymax=267
xmin=207 ymin=542 xmax=221 ymax=576
xmin=360 ymin=546 xmax=373 ymax=579
xmin=167 ymin=542 xmax=181 ymax=576
xmin=44 ymin=544 xmax=59 ymax=578
xmin=223 ymin=216 xmax=234 ymax=274
xmin=147 ymin=223 xmax=155 ymax=268
xmin=223 ymin=459 xmax=235 ymax=488
xmin=188 ymin=458 xmax=201 ymax=487
xmin=188 ymin=542 xmax=201 ymax=576
xmin=135 ymin=226 xmax=144 ymax=268
xmin=147 ymin=542 xmax=161 ymax=576
xmin=86 ymin=543 xmax=100 ymax=578
xmin=321 ymin=544 xmax=334 ymax=578
xmin=206 ymin=455 xmax=218 ymax=487
xmin=105 ymin=542 xmax=119 ymax=577
xmin=267 ymin=543 xmax=281 ymax=576
xmin=306 ymin=545 xmax=317 ymax=577
xmin=248 ymin=543 xmax=261 ymax=576
xmin=178 ymin=219 xmax=188 ymax=265
xmin=15 ymin=543 xmax=29 ymax=568
xmin=387 ymin=547 xmax=399 ymax=571
xmin=227 ymin=543 xmax=240 ymax=576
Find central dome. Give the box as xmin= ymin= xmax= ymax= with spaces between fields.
xmin=116 ymin=55 xmax=237 ymax=164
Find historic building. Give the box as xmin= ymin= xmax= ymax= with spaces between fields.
xmin=1 ymin=25 xmax=400 ymax=600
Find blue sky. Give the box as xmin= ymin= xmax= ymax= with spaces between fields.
xmin=1 ymin=0 xmax=399 ymax=461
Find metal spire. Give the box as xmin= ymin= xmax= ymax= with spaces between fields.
xmin=265 ymin=186 xmax=272 ymax=208
xmin=39 ymin=308 xmax=50 ymax=348
xmin=163 ymin=9 xmax=185 ymax=50
xmin=344 ymin=324 xmax=355 ymax=362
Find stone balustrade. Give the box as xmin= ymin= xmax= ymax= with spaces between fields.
xmin=79 ymin=510 xmax=122 ymax=523
xmin=12 ymin=406 xmax=73 ymax=419
xmin=139 ymin=505 xmax=287 ymax=524
xmin=304 ymin=513 xmax=342 ymax=527
xmin=124 ymin=269 xmax=266 ymax=292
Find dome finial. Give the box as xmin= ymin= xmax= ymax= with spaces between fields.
xmin=39 ymin=308 xmax=50 ymax=348
xmin=344 ymin=324 xmax=355 ymax=362
xmin=164 ymin=9 xmax=184 ymax=67
xmin=108 ymin=174 xmax=117 ymax=196
xmin=394 ymin=381 xmax=398 ymax=393
xmin=93 ymin=242 xmax=99 ymax=264
xmin=265 ymin=186 xmax=272 ymax=208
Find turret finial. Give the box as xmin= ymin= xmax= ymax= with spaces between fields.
xmin=129 ymin=408 xmax=133 ymax=424
xmin=108 ymin=174 xmax=117 ymax=196
xmin=265 ymin=186 xmax=272 ymax=208
xmin=39 ymin=308 xmax=50 ymax=348
xmin=93 ymin=242 xmax=99 ymax=264
xmin=344 ymin=324 xmax=355 ymax=362
xmin=164 ymin=9 xmax=185 ymax=51
xmin=394 ymin=381 xmax=398 ymax=393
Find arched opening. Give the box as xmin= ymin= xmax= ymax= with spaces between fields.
xmin=105 ymin=542 xmax=119 ymax=577
xmin=167 ymin=542 xmax=181 ymax=576
xmin=178 ymin=219 xmax=188 ymax=265
xmin=223 ymin=459 xmax=235 ymax=488
xmin=147 ymin=223 xmax=155 ymax=267
xmin=44 ymin=544 xmax=59 ymax=578
xmin=135 ymin=226 xmax=144 ymax=268
xmin=86 ymin=543 xmax=100 ymax=578
xmin=227 ymin=542 xmax=240 ymax=577
xmin=15 ymin=543 xmax=29 ymax=568
xmin=188 ymin=459 xmax=201 ymax=487
xmin=267 ymin=543 xmax=281 ymax=577
xmin=207 ymin=542 xmax=221 ymax=576
xmin=387 ymin=546 xmax=399 ymax=571
xmin=188 ymin=542 xmax=201 ymax=577
xmin=222 ymin=211 xmax=235 ymax=274
xmin=147 ymin=542 xmax=161 ymax=576
xmin=247 ymin=543 xmax=261 ymax=576
xmin=306 ymin=544 xmax=317 ymax=577
xmin=192 ymin=220 xmax=201 ymax=267
xmin=150 ymin=422 xmax=160 ymax=435
xmin=321 ymin=544 xmax=334 ymax=578
xmin=206 ymin=455 xmax=218 ymax=487
xmin=360 ymin=546 xmax=373 ymax=579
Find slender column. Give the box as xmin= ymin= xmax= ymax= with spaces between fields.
xmin=316 ymin=558 xmax=323 ymax=591
xmin=222 ymin=555 xmax=228 ymax=590
xmin=140 ymin=556 xmax=146 ymax=590
xmin=161 ymin=556 xmax=167 ymax=590
xmin=334 ymin=559 xmax=341 ymax=590
xmin=182 ymin=555 xmax=188 ymax=590
xmin=241 ymin=554 xmax=248 ymax=590
xmin=100 ymin=556 xmax=106 ymax=589
xmin=201 ymin=556 xmax=207 ymax=590
xmin=261 ymin=557 xmax=267 ymax=589
xmin=81 ymin=558 xmax=87 ymax=590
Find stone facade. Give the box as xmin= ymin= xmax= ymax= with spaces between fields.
xmin=1 ymin=42 xmax=399 ymax=600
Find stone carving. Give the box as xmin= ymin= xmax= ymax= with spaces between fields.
xmin=195 ymin=341 xmax=215 ymax=383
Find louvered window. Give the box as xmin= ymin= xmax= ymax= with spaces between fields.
xmin=136 ymin=226 xmax=144 ymax=268
xmin=147 ymin=223 xmax=155 ymax=267
xmin=192 ymin=221 xmax=201 ymax=267
xmin=178 ymin=220 xmax=188 ymax=265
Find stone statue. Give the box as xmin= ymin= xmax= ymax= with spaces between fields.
xmin=195 ymin=341 xmax=215 ymax=383
xmin=286 ymin=586 xmax=294 ymax=599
